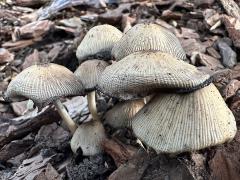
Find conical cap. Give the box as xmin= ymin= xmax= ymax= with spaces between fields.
xmin=112 ymin=23 xmax=186 ymax=61
xmin=76 ymin=24 xmax=122 ymax=63
xmin=104 ymin=99 xmax=145 ymax=128
xmin=132 ymin=83 xmax=237 ymax=153
xmin=5 ymin=63 xmax=84 ymax=107
xmin=74 ymin=60 xmax=109 ymax=92
xmin=70 ymin=120 xmax=106 ymax=156
xmin=98 ymin=52 xmax=211 ymax=100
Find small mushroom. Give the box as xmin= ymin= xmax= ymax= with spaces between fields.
xmin=112 ymin=23 xmax=186 ymax=61
xmin=74 ymin=60 xmax=109 ymax=120
xmin=71 ymin=60 xmax=108 ymax=156
xmin=104 ymin=99 xmax=145 ymax=128
xmin=97 ymin=51 xmax=211 ymax=100
xmin=4 ymin=63 xmax=84 ymax=134
xmin=70 ymin=120 xmax=106 ymax=156
xmin=132 ymin=83 xmax=237 ymax=153
xmin=76 ymin=24 xmax=122 ymax=64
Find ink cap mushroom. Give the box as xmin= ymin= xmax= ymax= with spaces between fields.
xmin=104 ymin=99 xmax=145 ymax=128
xmin=76 ymin=24 xmax=122 ymax=64
xmin=112 ymin=23 xmax=186 ymax=61
xmin=132 ymin=83 xmax=237 ymax=153
xmin=97 ymin=51 xmax=212 ymax=100
xmin=4 ymin=63 xmax=84 ymax=134
xmin=71 ymin=60 xmax=109 ymax=156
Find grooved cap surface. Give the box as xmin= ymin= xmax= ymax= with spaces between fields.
xmin=104 ymin=99 xmax=145 ymax=128
xmin=74 ymin=60 xmax=109 ymax=92
xmin=98 ymin=52 xmax=211 ymax=100
xmin=112 ymin=23 xmax=186 ymax=61
xmin=132 ymin=83 xmax=237 ymax=153
xmin=5 ymin=63 xmax=84 ymax=107
xmin=70 ymin=120 xmax=106 ymax=156
xmin=76 ymin=24 xmax=122 ymax=63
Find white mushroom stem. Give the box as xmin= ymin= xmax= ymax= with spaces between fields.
xmin=54 ymin=99 xmax=77 ymax=134
xmin=87 ymin=91 xmax=100 ymax=121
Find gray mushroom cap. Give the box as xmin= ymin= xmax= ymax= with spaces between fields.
xmin=76 ymin=24 xmax=123 ymax=63
xmin=132 ymin=83 xmax=237 ymax=153
xmin=97 ymin=51 xmax=211 ymax=100
xmin=5 ymin=63 xmax=84 ymax=107
xmin=104 ymin=99 xmax=145 ymax=128
xmin=74 ymin=60 xmax=109 ymax=92
xmin=112 ymin=23 xmax=186 ymax=61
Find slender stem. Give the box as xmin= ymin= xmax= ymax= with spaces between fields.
xmin=54 ymin=99 xmax=77 ymax=134
xmin=87 ymin=91 xmax=100 ymax=121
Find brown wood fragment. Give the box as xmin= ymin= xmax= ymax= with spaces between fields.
xmin=0 ymin=108 xmax=60 ymax=148
xmin=0 ymin=139 xmax=33 ymax=161
xmin=102 ymin=138 xmax=137 ymax=167
xmin=2 ymin=38 xmax=42 ymax=51
xmin=209 ymin=131 xmax=240 ymax=180
xmin=7 ymin=0 xmax=49 ymax=7
xmin=222 ymin=15 xmax=240 ymax=48
xmin=0 ymin=48 xmax=14 ymax=64
xmin=35 ymin=163 xmax=62 ymax=180
xmin=109 ymin=150 xmax=194 ymax=180
xmin=222 ymin=79 xmax=240 ymax=100
xmin=12 ymin=20 xmax=54 ymax=41
xmin=219 ymin=0 xmax=240 ymax=20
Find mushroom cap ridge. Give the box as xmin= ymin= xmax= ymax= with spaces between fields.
xmin=132 ymin=83 xmax=237 ymax=153
xmin=5 ymin=63 xmax=84 ymax=107
xmin=97 ymin=51 xmax=211 ymax=100
xmin=112 ymin=23 xmax=186 ymax=61
xmin=76 ymin=24 xmax=122 ymax=63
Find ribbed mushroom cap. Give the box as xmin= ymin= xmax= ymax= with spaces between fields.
xmin=132 ymin=83 xmax=237 ymax=153
xmin=104 ymin=99 xmax=145 ymax=128
xmin=74 ymin=60 xmax=109 ymax=92
xmin=76 ymin=24 xmax=123 ymax=63
xmin=112 ymin=23 xmax=186 ymax=61
xmin=70 ymin=120 xmax=106 ymax=156
xmin=98 ymin=52 xmax=211 ymax=100
xmin=5 ymin=63 xmax=84 ymax=107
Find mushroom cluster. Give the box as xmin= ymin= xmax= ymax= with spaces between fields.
xmin=4 ymin=23 xmax=237 ymax=157
xmin=71 ymin=24 xmax=123 ymax=156
xmin=97 ymin=23 xmax=237 ymax=153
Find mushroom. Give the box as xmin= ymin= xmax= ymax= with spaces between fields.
xmin=104 ymin=99 xmax=145 ymax=128
xmin=131 ymin=83 xmax=237 ymax=153
xmin=74 ymin=59 xmax=109 ymax=120
xmin=4 ymin=63 xmax=84 ymax=134
xmin=70 ymin=120 xmax=106 ymax=156
xmin=97 ymin=51 xmax=211 ymax=100
xmin=112 ymin=23 xmax=186 ymax=61
xmin=71 ymin=60 xmax=109 ymax=156
xmin=76 ymin=24 xmax=122 ymax=64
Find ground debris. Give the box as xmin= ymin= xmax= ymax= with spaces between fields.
xmin=109 ymin=149 xmax=194 ymax=180
xmin=102 ymin=138 xmax=137 ymax=167
xmin=209 ymin=130 xmax=240 ymax=180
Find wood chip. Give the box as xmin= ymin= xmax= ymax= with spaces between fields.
xmin=222 ymin=79 xmax=240 ymax=100
xmin=0 ymin=48 xmax=14 ymax=64
xmin=102 ymin=138 xmax=137 ymax=167
xmin=12 ymin=20 xmax=54 ymax=41
xmin=222 ymin=15 xmax=240 ymax=49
